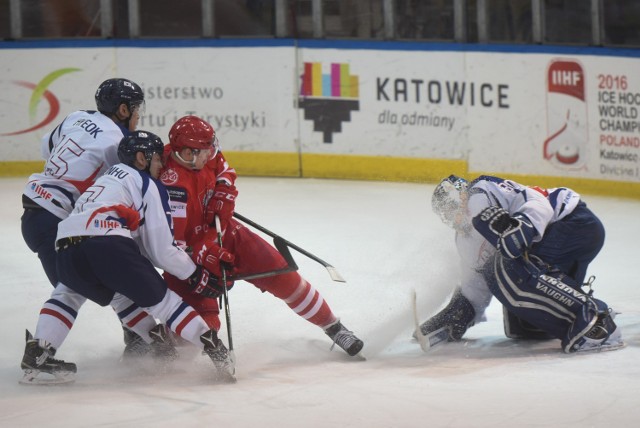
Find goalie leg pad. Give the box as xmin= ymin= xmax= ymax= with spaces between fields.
xmin=503 ymin=307 xmax=555 ymax=340
xmin=562 ymin=298 xmax=624 ymax=353
xmin=484 ymin=254 xmax=590 ymax=340
xmin=417 ymin=289 xmax=476 ymax=341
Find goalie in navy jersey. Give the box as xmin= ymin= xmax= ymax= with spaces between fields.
xmin=417 ymin=174 xmax=623 ymax=353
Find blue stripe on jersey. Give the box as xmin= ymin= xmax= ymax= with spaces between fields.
xmin=547 ymin=188 xmax=567 ymax=216
xmin=547 ymin=189 xmax=561 ymax=208
xmin=166 ymin=302 xmax=190 ymax=329
xmin=46 ymin=298 xmax=78 ymax=319
xmin=139 ymin=171 xmax=150 ymax=197
xmin=137 ymin=170 xmax=176 ymax=233
xmin=153 ymin=177 xmax=176 ymax=232
xmin=470 ymin=175 xmax=503 ymax=187
xmin=42 ymin=183 xmax=76 ymax=206
xmin=117 ymin=303 xmax=140 ymax=319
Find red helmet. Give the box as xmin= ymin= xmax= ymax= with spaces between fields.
xmin=168 ymin=115 xmax=215 ymax=151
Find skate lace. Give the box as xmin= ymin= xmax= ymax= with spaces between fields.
xmin=328 ymin=325 xmax=358 ymax=352
xmin=33 ymin=340 xmax=54 ymax=366
xmin=583 ymin=275 xmax=596 ymax=296
xmin=45 ymin=356 xmax=69 ymax=366
xmin=35 ymin=351 xmax=49 ymax=367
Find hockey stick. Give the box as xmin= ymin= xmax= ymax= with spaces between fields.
xmin=233 ymin=212 xmax=346 ymax=283
xmin=412 ymin=290 xmax=451 ymax=352
xmin=228 ymin=236 xmax=298 ymax=282
xmin=215 ymin=215 xmax=235 ymax=373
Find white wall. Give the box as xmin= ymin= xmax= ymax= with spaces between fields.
xmin=1 ymin=40 xmax=639 ymax=186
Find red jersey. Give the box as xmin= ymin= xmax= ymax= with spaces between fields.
xmin=159 ymin=147 xmax=336 ymax=332
xmin=160 ymin=147 xmax=236 ymax=249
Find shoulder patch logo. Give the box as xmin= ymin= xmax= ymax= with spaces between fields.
xmin=160 ymin=168 xmax=178 ymax=185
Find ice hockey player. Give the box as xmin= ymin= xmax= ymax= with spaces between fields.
xmin=20 ymin=131 xmax=235 ymax=384
xmin=417 ymin=174 xmax=623 ymax=353
xmin=158 ymin=115 xmax=364 ymax=357
xmin=19 ymin=78 xmax=162 ymax=358
xmin=21 ymin=77 xmax=144 ymax=289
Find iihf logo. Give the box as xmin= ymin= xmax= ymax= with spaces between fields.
xmin=543 ymin=59 xmax=588 ymax=169
xmin=298 ymin=62 xmax=360 ymax=143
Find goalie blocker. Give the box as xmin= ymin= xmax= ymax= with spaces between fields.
xmin=473 ymin=206 xmax=623 ymax=353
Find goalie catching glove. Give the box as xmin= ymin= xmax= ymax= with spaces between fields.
xmin=472 ymin=206 xmax=537 ymax=259
xmin=188 ymin=241 xmax=236 ymax=298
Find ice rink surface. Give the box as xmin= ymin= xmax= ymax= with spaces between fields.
xmin=0 ymin=176 xmax=639 ymax=428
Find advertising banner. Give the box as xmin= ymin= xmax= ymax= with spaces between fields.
xmin=1 ymin=41 xmax=639 ymax=186
xmin=0 ymin=45 xmax=297 ymax=161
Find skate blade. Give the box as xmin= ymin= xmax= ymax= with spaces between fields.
xmin=350 ymin=352 xmax=367 ymax=361
xmin=19 ymin=369 xmax=75 ymax=385
xmin=574 ymin=340 xmax=627 ymax=354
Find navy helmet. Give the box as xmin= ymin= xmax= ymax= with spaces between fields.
xmin=95 ymin=78 xmax=144 ymax=115
xmin=117 ymin=130 xmax=164 ymax=167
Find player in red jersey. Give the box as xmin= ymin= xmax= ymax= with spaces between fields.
xmin=160 ymin=116 xmax=364 ymax=357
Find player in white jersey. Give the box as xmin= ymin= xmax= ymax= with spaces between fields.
xmin=417 ymin=175 xmax=623 ymax=353
xmin=19 ymin=78 xmax=164 ymax=360
xmin=21 ymin=131 xmax=235 ymax=384
xmin=21 ymin=77 xmax=144 ymax=286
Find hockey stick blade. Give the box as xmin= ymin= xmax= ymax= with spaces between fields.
xmin=326 ymin=265 xmax=346 ymax=283
xmin=233 ymin=212 xmax=346 ymax=283
xmin=412 ymin=290 xmax=429 ymax=352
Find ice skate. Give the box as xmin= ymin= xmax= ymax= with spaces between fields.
xmin=564 ymin=300 xmax=625 ymax=353
xmin=121 ymin=326 xmax=151 ymax=360
xmin=570 ymin=312 xmax=625 ymax=353
xmin=200 ymin=329 xmax=236 ymax=383
xmin=325 ymin=320 xmax=364 ymax=357
xmin=143 ymin=324 xmax=180 ymax=374
xmin=149 ymin=324 xmax=179 ymax=363
xmin=20 ymin=330 xmax=76 ymax=385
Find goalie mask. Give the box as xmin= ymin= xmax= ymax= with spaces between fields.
xmin=432 ymin=175 xmax=468 ymax=229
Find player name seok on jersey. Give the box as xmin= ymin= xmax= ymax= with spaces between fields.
xmin=71 ymin=117 xmax=104 ymax=139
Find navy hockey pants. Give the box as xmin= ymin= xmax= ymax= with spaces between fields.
xmin=529 ymin=201 xmax=604 ymax=285
xmin=57 ymin=236 xmax=168 ymax=307
xmin=483 ymin=254 xmax=590 ymax=339
xmin=21 ymin=208 xmax=61 ymax=287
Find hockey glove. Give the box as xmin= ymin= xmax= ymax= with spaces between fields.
xmin=187 ymin=266 xmax=234 ymax=299
xmin=191 ymin=240 xmax=236 ymax=278
xmin=472 ymin=206 xmax=537 ymax=259
xmin=204 ymin=183 xmax=238 ymax=229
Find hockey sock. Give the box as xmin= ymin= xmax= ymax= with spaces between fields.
xmin=110 ymin=293 xmax=157 ymax=343
xmin=145 ymin=290 xmax=210 ymax=348
xmin=34 ymin=284 xmax=87 ymax=349
xmin=281 ymin=278 xmax=338 ymax=328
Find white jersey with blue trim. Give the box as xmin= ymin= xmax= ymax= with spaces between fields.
xmin=23 ymin=110 xmax=125 ymax=219
xmin=454 ymin=176 xmax=581 ymax=320
xmin=56 ymin=163 xmax=196 ymax=281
